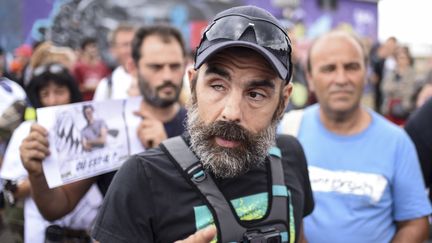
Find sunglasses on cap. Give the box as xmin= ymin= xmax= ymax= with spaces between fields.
xmin=198 ymin=14 xmax=291 ymax=67
xmin=33 ymin=63 xmax=67 ymax=77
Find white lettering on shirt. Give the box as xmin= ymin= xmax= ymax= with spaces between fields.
xmin=308 ymin=166 xmax=388 ymax=203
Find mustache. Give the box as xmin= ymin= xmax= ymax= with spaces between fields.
xmin=156 ymin=81 xmax=179 ymax=92
xmin=328 ymin=84 xmax=355 ymax=93
xmin=205 ymin=120 xmax=252 ymax=143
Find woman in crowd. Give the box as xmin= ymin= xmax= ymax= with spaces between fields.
xmin=23 ymin=41 xmax=76 ymax=87
xmin=0 ymin=63 xmax=102 ymax=243
xmin=381 ymin=45 xmax=419 ymax=125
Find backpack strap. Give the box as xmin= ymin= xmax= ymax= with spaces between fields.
xmin=162 ymin=136 xmax=290 ymax=242
xmin=162 ymin=136 xmax=247 ymax=242
xmin=267 ymin=147 xmax=288 ymax=235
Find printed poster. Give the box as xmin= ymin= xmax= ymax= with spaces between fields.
xmin=37 ymin=97 xmax=143 ymax=188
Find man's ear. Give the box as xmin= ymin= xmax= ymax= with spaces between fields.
xmin=306 ymin=70 xmax=315 ymax=93
xmin=274 ymin=82 xmax=293 ymax=120
xmin=187 ymin=67 xmax=197 ymax=90
xmin=282 ymin=82 xmax=293 ymax=109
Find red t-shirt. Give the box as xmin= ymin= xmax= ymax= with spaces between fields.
xmin=73 ymin=60 xmax=111 ymax=100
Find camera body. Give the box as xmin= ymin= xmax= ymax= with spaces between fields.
xmin=45 ymin=224 xmax=91 ymax=243
xmin=242 ymin=227 xmax=282 ymax=243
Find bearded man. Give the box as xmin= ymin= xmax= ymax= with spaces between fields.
xmin=92 ymin=6 xmax=314 ymax=243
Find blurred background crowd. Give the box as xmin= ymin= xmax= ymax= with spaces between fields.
xmin=1 ymin=0 xmax=432 ymax=242
xmin=2 ymin=0 xmax=432 ymax=122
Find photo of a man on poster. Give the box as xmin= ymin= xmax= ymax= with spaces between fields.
xmin=81 ymin=104 xmax=108 ymax=152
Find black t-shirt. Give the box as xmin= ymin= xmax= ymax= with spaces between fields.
xmin=92 ymin=134 xmax=314 ymax=243
xmin=405 ymin=98 xmax=432 ymax=200
xmin=96 ymin=107 xmax=187 ymax=196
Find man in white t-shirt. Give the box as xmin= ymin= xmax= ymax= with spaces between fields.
xmin=93 ymin=24 xmax=136 ymax=101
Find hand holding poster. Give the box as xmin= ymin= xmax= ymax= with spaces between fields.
xmin=37 ymin=97 xmax=144 ymax=188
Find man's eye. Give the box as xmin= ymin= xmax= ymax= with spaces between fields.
xmin=248 ymin=91 xmax=265 ymax=101
xmin=149 ymin=65 xmax=162 ymax=71
xmin=170 ymin=64 xmax=181 ymax=71
xmin=345 ymin=63 xmax=360 ymax=71
xmin=320 ymin=66 xmax=335 ymax=73
xmin=211 ymin=84 xmax=225 ymax=91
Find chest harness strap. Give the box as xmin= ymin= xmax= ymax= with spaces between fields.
xmin=162 ymin=136 xmax=291 ymax=243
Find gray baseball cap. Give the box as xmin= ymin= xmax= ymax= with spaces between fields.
xmin=194 ymin=5 xmax=292 ymax=83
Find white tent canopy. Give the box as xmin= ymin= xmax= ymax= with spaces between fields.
xmin=379 ymin=0 xmax=432 ymax=57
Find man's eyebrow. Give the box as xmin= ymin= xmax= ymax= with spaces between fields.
xmin=344 ymin=62 xmax=361 ymax=68
xmin=318 ymin=63 xmax=335 ymax=70
xmin=247 ymin=80 xmax=275 ymax=89
xmin=146 ymin=63 xmax=163 ymax=67
xmin=205 ymin=66 xmax=231 ymax=81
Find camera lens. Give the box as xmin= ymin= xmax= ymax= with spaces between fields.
xmin=267 ymin=235 xmax=281 ymax=243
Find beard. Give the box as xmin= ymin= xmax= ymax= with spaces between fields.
xmin=138 ymin=73 xmax=182 ymax=108
xmin=186 ymin=101 xmax=278 ymax=179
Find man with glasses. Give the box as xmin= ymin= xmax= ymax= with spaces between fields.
xmin=92 ymin=6 xmax=313 ymax=243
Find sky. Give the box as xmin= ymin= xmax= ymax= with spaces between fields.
xmin=378 ymin=0 xmax=432 ymax=56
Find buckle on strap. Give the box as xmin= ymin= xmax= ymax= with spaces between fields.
xmin=187 ymin=163 xmax=206 ymax=183
xmin=269 ymin=146 xmax=281 ymax=158
xmin=243 ymin=227 xmax=282 ymax=243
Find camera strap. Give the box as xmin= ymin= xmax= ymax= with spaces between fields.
xmin=162 ymin=136 xmax=290 ymax=242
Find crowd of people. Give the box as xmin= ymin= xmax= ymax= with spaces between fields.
xmin=0 ymin=4 xmax=431 ymax=243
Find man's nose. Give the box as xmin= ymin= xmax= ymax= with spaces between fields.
xmin=334 ymin=68 xmax=349 ymax=85
xmin=161 ymin=65 xmax=174 ymax=80
xmin=221 ymin=93 xmax=242 ymax=123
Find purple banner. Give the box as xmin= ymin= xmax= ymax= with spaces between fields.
xmin=1 ymin=0 xmax=377 ymax=53
xmin=302 ymin=0 xmax=378 ymax=40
